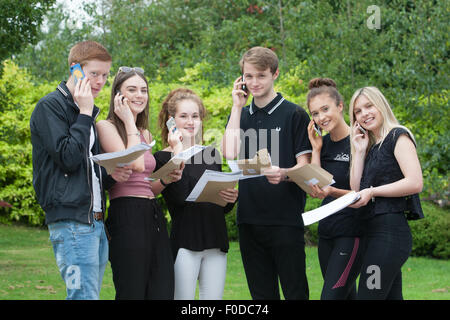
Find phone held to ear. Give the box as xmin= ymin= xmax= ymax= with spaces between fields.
xmin=166 ymin=116 xmax=177 ymax=133
xmin=241 ymin=74 xmax=248 ymax=95
xmin=357 ymin=123 xmax=367 ymax=135
xmin=70 ymin=63 xmax=85 ymax=85
xmin=313 ymin=122 xmax=322 ymax=136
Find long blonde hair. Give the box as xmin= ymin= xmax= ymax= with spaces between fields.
xmin=348 ymin=86 xmax=415 ymax=174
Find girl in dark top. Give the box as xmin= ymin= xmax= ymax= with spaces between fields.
xmin=349 ymin=86 xmax=423 ymax=299
xmin=306 ymin=78 xmax=365 ymax=299
xmin=154 ymin=88 xmax=238 ymax=300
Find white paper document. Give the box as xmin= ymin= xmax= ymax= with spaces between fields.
xmin=147 ymin=145 xmax=207 ymax=181
xmin=90 ymin=141 xmax=155 ymax=174
xmin=172 ymin=145 xmax=207 ymax=162
xmin=186 ymin=170 xmax=242 ymax=203
xmin=301 ymin=191 xmax=361 ymax=226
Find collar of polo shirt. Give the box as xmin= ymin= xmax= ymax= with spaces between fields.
xmin=249 ymin=93 xmax=285 ymax=115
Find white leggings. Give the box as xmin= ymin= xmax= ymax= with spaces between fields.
xmin=174 ymin=248 xmax=227 ymax=300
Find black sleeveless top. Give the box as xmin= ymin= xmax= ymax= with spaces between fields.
xmin=360 ymin=127 xmax=417 ymax=218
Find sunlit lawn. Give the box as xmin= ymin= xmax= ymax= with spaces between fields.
xmin=0 ymin=224 xmax=448 ymax=300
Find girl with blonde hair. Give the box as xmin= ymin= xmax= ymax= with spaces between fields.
xmin=348 ymin=86 xmax=423 ymax=299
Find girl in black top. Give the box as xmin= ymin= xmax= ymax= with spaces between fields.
xmin=349 ymin=86 xmax=423 ymax=299
xmin=306 ymin=78 xmax=365 ymax=299
xmin=154 ymin=88 xmax=238 ymax=300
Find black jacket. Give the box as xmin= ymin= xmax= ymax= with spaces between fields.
xmin=30 ymin=81 xmax=115 ymax=225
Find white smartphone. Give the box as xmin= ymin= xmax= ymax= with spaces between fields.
xmin=166 ymin=116 xmax=177 ymax=132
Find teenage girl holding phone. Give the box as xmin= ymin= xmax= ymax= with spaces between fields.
xmin=306 ymin=78 xmax=365 ymax=300
xmin=349 ymin=86 xmax=423 ymax=299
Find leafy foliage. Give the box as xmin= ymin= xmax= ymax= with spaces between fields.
xmin=0 ymin=0 xmax=55 ymax=64
xmin=1 ymin=1 xmax=448 ymax=257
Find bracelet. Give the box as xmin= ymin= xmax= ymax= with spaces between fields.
xmin=160 ymin=179 xmax=168 ymax=187
xmin=127 ymin=132 xmax=140 ymax=137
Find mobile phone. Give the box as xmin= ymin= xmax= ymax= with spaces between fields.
xmin=166 ymin=116 xmax=177 ymax=132
xmin=358 ymin=124 xmax=366 ymax=135
xmin=117 ymin=90 xmax=125 ymax=102
xmin=241 ymin=74 xmax=248 ymax=95
xmin=313 ymin=122 xmax=322 ymax=136
xmin=70 ymin=63 xmax=85 ymax=85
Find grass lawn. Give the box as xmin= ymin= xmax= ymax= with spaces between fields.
xmin=0 ymin=224 xmax=448 ymax=300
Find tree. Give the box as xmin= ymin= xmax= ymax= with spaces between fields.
xmin=0 ymin=0 xmax=56 ymax=64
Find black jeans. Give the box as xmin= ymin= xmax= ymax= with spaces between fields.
xmin=106 ymin=197 xmax=174 ymax=300
xmin=238 ymin=224 xmax=309 ymax=300
xmin=357 ymin=213 xmax=412 ymax=300
xmin=318 ymin=236 xmax=365 ymax=300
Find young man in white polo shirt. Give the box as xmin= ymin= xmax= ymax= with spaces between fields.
xmin=222 ymin=47 xmax=312 ymax=300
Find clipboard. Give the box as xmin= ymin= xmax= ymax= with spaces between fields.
xmin=237 ymin=148 xmax=272 ymax=175
xmin=90 ymin=142 xmax=154 ymax=175
xmin=287 ymin=163 xmax=335 ymax=194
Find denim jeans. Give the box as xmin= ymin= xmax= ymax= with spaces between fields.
xmin=48 ymin=219 xmax=109 ymax=300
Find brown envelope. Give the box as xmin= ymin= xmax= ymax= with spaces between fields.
xmin=237 ymin=148 xmax=272 ymax=175
xmin=195 ymin=180 xmax=238 ymax=207
xmin=149 ymin=158 xmax=184 ymax=182
xmin=287 ymin=164 xmax=334 ymax=194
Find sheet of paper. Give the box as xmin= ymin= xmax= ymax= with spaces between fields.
xmin=90 ymin=141 xmax=155 ymax=175
xmin=186 ymin=170 xmax=241 ymax=206
xmin=301 ymin=191 xmax=361 ymax=226
xmin=148 ymin=145 xmax=207 ymax=181
xmin=172 ymin=145 xmax=207 ymax=161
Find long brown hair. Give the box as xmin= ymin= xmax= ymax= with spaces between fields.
xmin=106 ymin=70 xmax=149 ymax=145
xmin=158 ymin=88 xmax=206 ymax=146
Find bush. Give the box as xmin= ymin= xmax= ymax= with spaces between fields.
xmin=0 ymin=60 xmax=448 ymax=259
xmin=409 ymin=201 xmax=450 ymax=259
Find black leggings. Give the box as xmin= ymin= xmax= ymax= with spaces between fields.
xmin=318 ymin=236 xmax=365 ymax=300
xmin=357 ymin=213 xmax=412 ymax=300
xmin=106 ymin=197 xmax=174 ymax=300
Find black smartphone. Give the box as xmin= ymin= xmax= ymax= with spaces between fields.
xmin=241 ymin=74 xmax=248 ymax=95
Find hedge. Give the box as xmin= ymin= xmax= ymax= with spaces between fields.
xmin=0 ymin=60 xmax=448 ymax=259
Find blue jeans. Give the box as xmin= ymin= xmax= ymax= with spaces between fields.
xmin=48 ymin=219 xmax=109 ymax=300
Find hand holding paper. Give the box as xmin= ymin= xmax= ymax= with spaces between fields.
xmin=186 ymin=170 xmax=240 ymax=207
xmin=90 ymin=141 xmax=155 ymax=175
xmin=302 ymin=191 xmax=361 ymax=226
xmin=287 ymin=164 xmax=335 ymax=194
xmin=149 ymin=145 xmax=206 ymax=182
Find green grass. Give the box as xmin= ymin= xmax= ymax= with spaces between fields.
xmin=0 ymin=224 xmax=448 ymax=300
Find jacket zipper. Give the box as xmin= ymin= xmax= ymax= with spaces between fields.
xmin=86 ymin=108 xmax=100 ymax=224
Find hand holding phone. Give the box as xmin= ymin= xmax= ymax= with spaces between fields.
xmin=241 ymin=75 xmax=248 ymax=95
xmin=70 ymin=63 xmax=85 ymax=85
xmin=166 ymin=116 xmax=177 ymax=133
xmin=356 ymin=122 xmax=366 ymax=136
xmin=313 ymin=122 xmax=322 ymax=136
